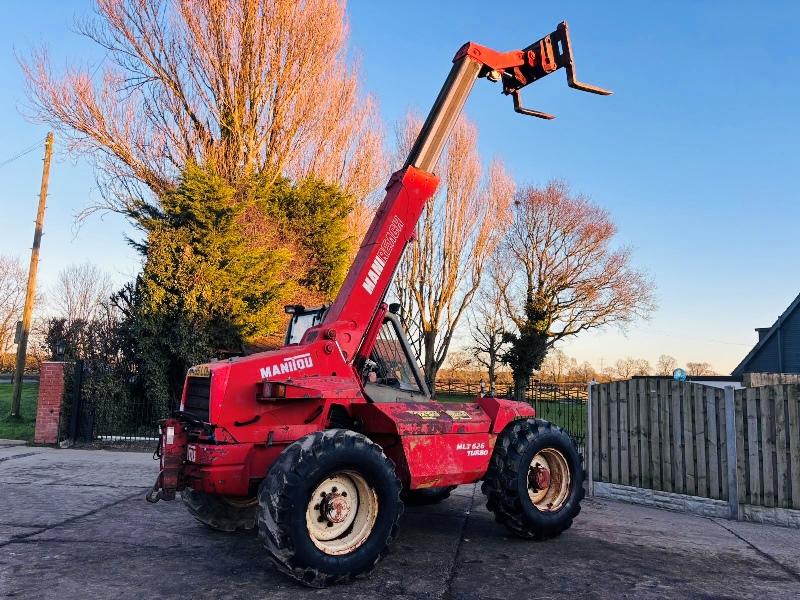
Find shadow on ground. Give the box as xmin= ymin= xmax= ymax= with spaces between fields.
xmin=1 ymin=447 xmax=799 ymax=599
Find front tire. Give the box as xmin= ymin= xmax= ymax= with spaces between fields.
xmin=482 ymin=418 xmax=584 ymax=540
xmin=258 ymin=429 xmax=402 ymax=587
xmin=181 ymin=489 xmax=257 ymax=532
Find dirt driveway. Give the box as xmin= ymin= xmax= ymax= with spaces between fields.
xmin=2 ymin=443 xmax=800 ymax=599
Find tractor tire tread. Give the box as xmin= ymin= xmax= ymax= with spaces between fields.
xmin=181 ymin=489 xmax=257 ymax=532
xmin=482 ymin=418 xmax=584 ymax=540
xmin=257 ymin=429 xmax=402 ymax=588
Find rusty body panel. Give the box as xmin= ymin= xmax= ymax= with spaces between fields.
xmin=350 ymin=399 xmax=535 ymax=489
xmin=352 ymin=401 xmax=492 ymax=435
xmin=400 ymin=433 xmax=494 ymax=488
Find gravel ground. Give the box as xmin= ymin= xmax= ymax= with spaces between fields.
xmin=1 ymin=443 xmax=799 ymax=599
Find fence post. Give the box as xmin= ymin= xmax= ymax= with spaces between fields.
xmin=587 ymin=381 xmax=594 ymax=497
xmin=724 ymin=385 xmax=740 ymax=520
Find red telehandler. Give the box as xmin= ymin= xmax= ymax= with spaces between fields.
xmin=147 ymin=21 xmax=610 ymax=587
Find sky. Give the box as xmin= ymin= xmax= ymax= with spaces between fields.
xmin=1 ymin=1 xmax=798 ymax=374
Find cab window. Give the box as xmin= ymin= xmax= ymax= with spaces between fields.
xmin=367 ymin=320 xmax=423 ymax=392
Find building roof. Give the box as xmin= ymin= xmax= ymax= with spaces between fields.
xmin=731 ymin=291 xmax=800 ymax=376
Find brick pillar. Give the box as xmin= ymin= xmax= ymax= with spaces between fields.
xmin=34 ymin=361 xmax=66 ymax=444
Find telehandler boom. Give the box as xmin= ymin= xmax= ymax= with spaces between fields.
xmin=148 ymin=21 xmax=610 ymax=587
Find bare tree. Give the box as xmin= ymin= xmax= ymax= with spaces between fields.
xmin=469 ymin=280 xmax=508 ymax=394
xmin=51 ymin=263 xmax=113 ymax=324
xmin=656 ymin=354 xmax=678 ymax=376
xmin=395 ymin=113 xmax=514 ymax=392
xmin=22 ymin=0 xmax=384 ymax=227
xmin=614 ymin=357 xmax=652 ymax=379
xmin=439 ymin=351 xmax=476 ymax=382
xmin=686 ymin=361 xmax=716 ymax=376
xmin=538 ymin=349 xmax=576 ymax=383
xmin=498 ymin=181 xmax=655 ymax=397
xmin=0 ymin=256 xmax=27 ymax=354
xmin=570 ymin=360 xmax=597 ymax=383
xmin=613 ymin=358 xmax=635 ymax=379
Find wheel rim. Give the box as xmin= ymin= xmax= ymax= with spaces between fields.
xmin=527 ymin=448 xmax=571 ymax=512
xmin=305 ymin=470 xmax=378 ymax=555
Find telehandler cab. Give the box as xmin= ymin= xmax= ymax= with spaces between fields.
xmin=147 ymin=21 xmax=610 ymax=587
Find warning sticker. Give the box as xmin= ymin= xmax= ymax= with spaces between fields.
xmin=445 ymin=410 xmax=471 ymax=420
xmin=406 ymin=410 xmax=440 ymax=420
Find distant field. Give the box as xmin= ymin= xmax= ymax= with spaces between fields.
xmin=0 ymin=382 xmax=39 ymax=441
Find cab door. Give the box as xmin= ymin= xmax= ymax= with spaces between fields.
xmin=362 ymin=313 xmax=430 ymax=403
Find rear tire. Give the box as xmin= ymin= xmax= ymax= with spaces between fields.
xmin=258 ymin=429 xmax=403 ymax=587
xmin=402 ymin=486 xmax=456 ymax=506
xmin=482 ymin=418 xmax=584 ymax=540
xmin=181 ymin=489 xmax=257 ymax=532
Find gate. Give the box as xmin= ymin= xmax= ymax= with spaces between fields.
xmin=61 ymin=360 xmax=165 ymax=443
xmin=523 ymin=382 xmax=587 ymax=454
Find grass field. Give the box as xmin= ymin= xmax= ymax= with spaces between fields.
xmin=0 ymin=383 xmax=39 ymax=441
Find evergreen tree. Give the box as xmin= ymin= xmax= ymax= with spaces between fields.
xmin=259 ymin=177 xmax=354 ymax=299
xmin=121 ymin=165 xmax=290 ymax=409
xmin=501 ymin=296 xmax=549 ymax=401
xmin=118 ymin=165 xmax=355 ymax=411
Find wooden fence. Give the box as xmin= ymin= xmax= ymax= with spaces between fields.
xmin=736 ymin=385 xmax=800 ymax=509
xmin=589 ymin=380 xmax=800 ymax=513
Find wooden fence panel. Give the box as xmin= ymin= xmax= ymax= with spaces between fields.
xmin=760 ymin=387 xmax=775 ymax=508
xmin=705 ymin=386 xmax=720 ymax=499
xmin=683 ymin=384 xmax=696 ymax=496
xmin=619 ymin=381 xmax=630 ymax=485
xmin=735 ymin=390 xmax=748 ymax=504
xmin=600 ymin=384 xmax=610 ymax=483
xmin=638 ymin=379 xmax=650 ymax=489
xmin=694 ymin=385 xmax=707 ymax=498
xmin=609 ymin=383 xmax=620 ymax=484
xmin=670 ymin=382 xmax=684 ymax=494
xmin=660 ymin=380 xmax=673 ymax=492
xmin=745 ymin=388 xmax=761 ymax=506
xmin=629 ymin=380 xmax=641 ymax=488
xmin=589 ymin=381 xmax=800 ymax=511
xmin=788 ymin=385 xmax=800 ymax=509
xmin=649 ymin=381 xmax=662 ymax=489
xmin=774 ymin=385 xmax=789 ymax=508
xmin=718 ymin=388 xmax=728 ymax=501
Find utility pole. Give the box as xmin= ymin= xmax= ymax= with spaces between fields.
xmin=10 ymin=132 xmax=53 ymax=419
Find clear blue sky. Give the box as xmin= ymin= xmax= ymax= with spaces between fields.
xmin=1 ymin=1 xmax=798 ymax=373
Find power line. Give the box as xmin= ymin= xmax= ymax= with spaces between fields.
xmin=0 ymin=138 xmax=46 ymax=171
